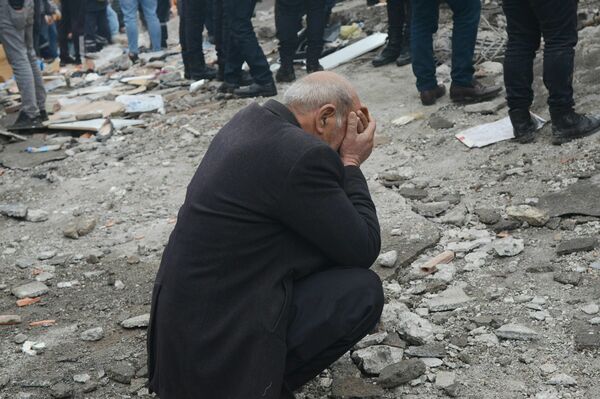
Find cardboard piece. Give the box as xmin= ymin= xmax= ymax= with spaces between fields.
xmin=319 ymin=33 xmax=387 ymax=70
xmin=456 ymin=114 xmax=546 ymax=148
xmin=48 ymin=118 xmax=145 ymax=132
xmin=51 ymin=100 xmax=125 ymax=121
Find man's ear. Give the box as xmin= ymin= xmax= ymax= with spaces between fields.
xmin=316 ymin=104 xmax=337 ymax=134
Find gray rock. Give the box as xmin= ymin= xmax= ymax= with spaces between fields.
xmin=398 ymin=187 xmax=428 ymax=200
xmin=395 ymin=311 xmax=435 ymax=345
xmin=538 ymin=175 xmax=600 ymax=217
xmin=495 ymin=323 xmax=539 ymax=340
xmin=25 ymin=209 xmax=49 ymax=222
xmin=120 ymin=314 xmax=150 ymax=329
xmin=377 ymin=359 xmax=426 ymax=388
xmin=547 ymin=373 xmax=577 ymax=386
xmin=355 ymin=331 xmax=388 ymax=350
xmin=574 ymin=325 xmax=600 ymax=350
xmin=556 ymin=237 xmax=598 ymax=255
xmin=413 ymin=201 xmax=450 ymax=218
xmin=80 ymin=327 xmax=104 ymax=342
xmin=14 ymin=333 xmax=28 ymax=344
xmin=38 ymin=250 xmax=56 ymax=260
xmin=405 ymin=343 xmax=447 ymax=358
xmin=493 ymin=237 xmax=525 ymax=257
xmin=15 ymin=258 xmax=34 ymax=269
xmin=50 ymin=382 xmax=73 ymax=398
xmin=351 ymin=345 xmax=404 ymax=375
xmin=553 ymin=271 xmax=582 ymax=286
xmin=11 ymin=281 xmax=49 ymax=299
xmin=376 ymin=251 xmax=398 ymax=268
xmin=439 ymin=204 xmax=467 ymax=226
xmin=464 ymin=98 xmax=506 ymax=115
xmin=330 ymin=376 xmax=385 ymax=399
xmin=105 ymin=362 xmax=135 ymax=384
xmin=527 ymin=264 xmax=555 ymax=273
xmin=475 ymin=208 xmax=501 ymax=225
xmin=492 ymin=219 xmax=521 ymax=233
xmin=581 ymin=303 xmax=599 ymax=315
xmin=429 ymin=115 xmax=455 ymax=130
xmin=435 ymin=371 xmax=456 ymax=389
xmin=0 ymin=315 xmax=21 ymax=325
xmin=426 ymin=286 xmax=472 ymax=312
xmin=63 ymin=217 xmax=98 ymax=239
xmin=73 ymin=374 xmax=90 ymax=384
xmin=0 ymin=203 xmax=28 ymax=218
xmin=506 ymin=205 xmax=549 ymax=226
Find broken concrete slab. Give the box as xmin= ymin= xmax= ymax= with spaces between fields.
xmin=556 ymin=237 xmax=598 ymax=255
xmin=425 ymin=286 xmax=473 ymax=312
xmin=0 ymin=139 xmax=67 ymax=169
xmin=506 ymin=205 xmax=550 ymax=227
xmin=495 ymin=323 xmax=539 ymax=340
xmin=377 ymin=359 xmax=426 ymax=388
xmin=0 ymin=203 xmax=28 ymax=218
xmin=11 ymin=281 xmax=49 ymax=299
xmin=330 ymin=376 xmax=385 ymax=399
xmin=538 ymin=174 xmax=600 ymax=217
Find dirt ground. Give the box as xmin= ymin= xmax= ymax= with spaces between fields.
xmin=1 ymin=1 xmax=600 ymax=398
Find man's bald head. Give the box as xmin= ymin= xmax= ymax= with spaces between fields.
xmin=282 ymin=71 xmax=359 ymax=127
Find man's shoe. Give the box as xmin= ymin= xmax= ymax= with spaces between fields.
xmin=218 ymin=82 xmax=239 ymax=94
xmin=59 ymin=55 xmax=76 ymax=67
xmin=233 ymin=82 xmax=278 ymax=98
xmin=551 ymin=111 xmax=600 ymax=145
xmin=396 ymin=48 xmax=411 ymax=67
xmin=276 ymin=64 xmax=296 ymax=83
xmin=129 ymin=53 xmax=139 ymax=64
xmin=8 ymin=112 xmax=44 ymax=131
xmin=240 ymin=70 xmax=254 ymax=87
xmin=372 ymin=40 xmax=401 ymax=67
xmin=509 ymin=108 xmax=536 ymax=144
xmin=419 ymin=84 xmax=446 ymax=106
xmin=306 ymin=62 xmax=324 ymax=74
xmin=39 ymin=110 xmax=49 ymax=122
xmin=450 ymin=80 xmax=502 ymax=104
xmin=190 ymin=65 xmax=218 ymax=81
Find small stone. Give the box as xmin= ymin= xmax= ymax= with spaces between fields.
xmin=355 ymin=331 xmax=388 ymax=350
xmin=73 ymin=373 xmax=90 ymax=384
xmin=435 ymin=371 xmax=456 ymax=389
xmin=11 ymin=282 xmax=49 ymax=299
xmin=25 ymin=209 xmax=49 ymax=222
xmin=377 ymin=359 xmax=426 ymax=388
xmin=475 ymin=208 xmax=501 ymax=225
xmin=492 ymin=219 xmax=521 ymax=233
xmin=57 ymin=280 xmax=80 ymax=288
xmin=35 ymin=272 xmax=54 ymax=282
xmin=14 ymin=333 xmax=28 ymax=344
xmin=553 ymin=271 xmax=582 ymax=286
xmin=376 ymin=251 xmax=398 ymax=268
xmin=495 ymin=323 xmax=539 ymax=340
xmin=0 ymin=315 xmax=22 ymax=325
xmin=464 ymin=98 xmax=506 ymax=115
xmin=0 ymin=203 xmax=28 ymax=218
xmin=493 ymin=237 xmax=525 ymax=257
xmin=405 ymin=343 xmax=446 ymax=358
xmin=439 ymin=204 xmax=467 ymax=226
xmin=50 ymin=382 xmax=73 ymax=398
xmin=80 ymin=327 xmax=104 ymax=342
xmin=527 ymin=264 xmax=555 ymax=273
xmin=121 ymin=314 xmax=150 ymax=329
xmin=425 ymin=286 xmax=472 ymax=312
xmin=126 ymin=255 xmax=140 ymax=265
xmin=429 ymin=115 xmax=455 ymax=130
xmin=556 ymin=237 xmax=598 ymax=255
xmin=330 ymin=376 xmax=385 ymax=399
xmin=413 ymin=201 xmax=450 ymax=218
xmin=422 ymin=357 xmax=444 ymax=368
xmin=38 ymin=250 xmax=56 ymax=260
xmin=105 ymin=362 xmax=135 ymax=384
xmin=15 ymin=258 xmax=34 ymax=269
xmin=351 ymin=345 xmax=404 ymax=375
xmin=581 ymin=303 xmax=599 ymax=315
xmin=540 ymin=363 xmax=558 ymax=375
xmin=114 ymin=280 xmax=125 ymax=290
xmin=394 ymin=311 xmax=435 ymax=345
xmin=398 ymin=187 xmax=428 ymax=200
xmin=547 ymin=373 xmax=577 ymax=386
xmin=63 ymin=222 xmax=79 ymax=239
xmin=574 ymin=325 xmax=600 ymax=350
xmin=506 ymin=205 xmax=549 ymax=226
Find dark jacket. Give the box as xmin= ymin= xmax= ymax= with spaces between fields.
xmin=147 ymin=100 xmax=381 ymax=399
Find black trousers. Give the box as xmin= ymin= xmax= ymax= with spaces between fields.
xmin=388 ymin=0 xmax=410 ymax=46
xmin=275 ymin=0 xmax=326 ymax=66
xmin=222 ymin=0 xmax=273 ymax=85
xmin=84 ymin=9 xmax=110 ymax=53
xmin=58 ymin=0 xmax=85 ymax=62
xmin=283 ymin=268 xmax=383 ymax=391
xmin=178 ymin=0 xmax=208 ymax=76
xmin=156 ymin=0 xmax=170 ymax=48
xmin=502 ymin=0 xmax=578 ymax=113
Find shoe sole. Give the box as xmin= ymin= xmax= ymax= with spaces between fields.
xmin=552 ymin=123 xmax=600 ymax=145
xmin=450 ymin=89 xmax=502 ymax=104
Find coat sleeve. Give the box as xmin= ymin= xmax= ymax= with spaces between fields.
xmin=277 ymin=145 xmax=381 ymax=268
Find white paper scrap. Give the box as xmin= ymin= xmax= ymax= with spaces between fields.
xmin=456 ymin=113 xmax=546 ymax=148
xmin=320 ymin=33 xmax=387 ymax=70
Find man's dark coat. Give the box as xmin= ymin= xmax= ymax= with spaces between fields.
xmin=147 ymin=100 xmax=381 ymax=399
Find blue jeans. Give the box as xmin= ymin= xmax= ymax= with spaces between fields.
xmin=107 ymin=4 xmax=120 ymax=37
xmin=121 ymin=0 xmax=162 ymax=54
xmin=410 ymin=0 xmax=480 ymax=92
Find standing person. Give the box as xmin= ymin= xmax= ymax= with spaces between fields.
xmin=502 ymin=0 xmax=600 ymax=145
xmin=58 ymin=0 xmax=85 ymax=65
xmin=372 ymin=0 xmax=411 ymax=67
xmin=156 ymin=0 xmax=170 ymax=49
xmin=121 ymin=0 xmax=161 ymax=61
xmin=84 ymin=0 xmax=110 ymax=53
xmin=275 ymin=0 xmax=326 ymax=83
xmin=0 ymin=0 xmax=47 ymax=130
xmin=178 ymin=0 xmax=216 ymax=80
xmin=411 ymin=0 xmax=501 ymax=106
xmin=220 ymin=0 xmax=277 ymax=98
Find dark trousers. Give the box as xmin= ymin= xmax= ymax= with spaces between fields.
xmin=284 ymin=268 xmax=383 ymax=390
xmin=58 ymin=0 xmax=85 ymax=62
xmin=222 ymin=0 xmax=273 ymax=85
xmin=156 ymin=0 xmax=170 ymax=48
xmin=178 ymin=0 xmax=208 ymax=76
xmin=275 ymin=0 xmax=326 ymax=66
xmin=411 ymin=0 xmax=480 ymax=91
xmin=502 ymin=0 xmax=578 ymax=113
xmin=84 ymin=9 xmax=110 ymax=53
xmin=388 ymin=0 xmax=411 ymax=47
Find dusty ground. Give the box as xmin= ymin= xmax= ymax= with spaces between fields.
xmin=1 ymin=1 xmax=600 ymax=398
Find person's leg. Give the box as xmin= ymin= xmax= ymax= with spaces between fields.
xmin=24 ymin=8 xmax=46 ymax=115
xmin=283 ymin=268 xmax=384 ymax=391
xmin=156 ymin=0 xmax=170 ymax=48
xmin=305 ymin=0 xmax=325 ymax=69
xmin=97 ymin=8 xmax=112 ymax=46
xmin=178 ymin=0 xmax=189 ymax=77
xmin=445 ymin=0 xmax=480 ymax=87
xmin=58 ymin=3 xmax=72 ymax=63
xmin=83 ymin=11 xmax=99 ymax=53
xmin=0 ymin=0 xmax=40 ymax=119
xmin=140 ymin=0 xmax=162 ymax=51
xmin=121 ymin=0 xmax=140 ymax=54
xmin=275 ymin=0 xmax=302 ymax=68
xmin=373 ymin=0 xmax=402 ymax=67
xmin=107 ymin=4 xmax=120 ymax=37
xmin=181 ymin=0 xmax=215 ymax=79
xmin=410 ymin=0 xmax=439 ymax=92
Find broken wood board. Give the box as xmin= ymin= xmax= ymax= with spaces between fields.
xmin=538 ymin=174 xmax=600 ymax=217
xmin=456 ymin=113 xmax=546 ymax=148
xmin=0 ymin=130 xmax=27 ymax=141
xmin=51 ymin=101 xmax=125 ymax=121
xmin=320 ymin=32 xmax=387 ymax=70
xmin=48 ymin=118 xmax=144 ymax=132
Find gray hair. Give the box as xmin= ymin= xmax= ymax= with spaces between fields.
xmin=282 ymin=77 xmax=354 ymax=127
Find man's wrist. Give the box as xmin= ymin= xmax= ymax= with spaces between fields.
xmin=342 ymin=159 xmax=361 ymax=168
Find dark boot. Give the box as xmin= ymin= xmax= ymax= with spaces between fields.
xmin=306 ymin=61 xmax=324 ymax=74
xmin=218 ymin=82 xmax=239 ymax=94
xmin=188 ymin=53 xmax=217 ymax=80
xmin=372 ymin=39 xmax=401 ymax=67
xmin=450 ymin=80 xmax=502 ymax=104
xmin=396 ymin=47 xmax=411 ymax=66
xmin=39 ymin=110 xmax=49 ymax=122
xmin=551 ymin=109 xmax=600 ymax=145
xmin=240 ymin=70 xmax=254 ymax=87
xmin=509 ymin=108 xmax=536 ymax=144
xmin=233 ymin=82 xmax=278 ymax=98
xmin=420 ymin=84 xmax=446 ymax=106
xmin=276 ymin=64 xmax=296 ymax=83
xmin=8 ymin=112 xmax=44 ymax=131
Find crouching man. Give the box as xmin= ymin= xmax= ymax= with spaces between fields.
xmin=147 ymin=71 xmax=384 ymax=399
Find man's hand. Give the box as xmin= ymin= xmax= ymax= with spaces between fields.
xmin=340 ymin=110 xmax=376 ymax=167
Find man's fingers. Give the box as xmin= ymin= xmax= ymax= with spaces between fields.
xmin=346 ymin=112 xmax=358 ymax=137
xmin=357 ymin=110 xmax=369 ymax=134
xmin=365 ymin=116 xmax=376 ymax=140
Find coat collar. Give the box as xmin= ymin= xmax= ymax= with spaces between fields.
xmin=262 ymin=100 xmax=301 ymax=128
